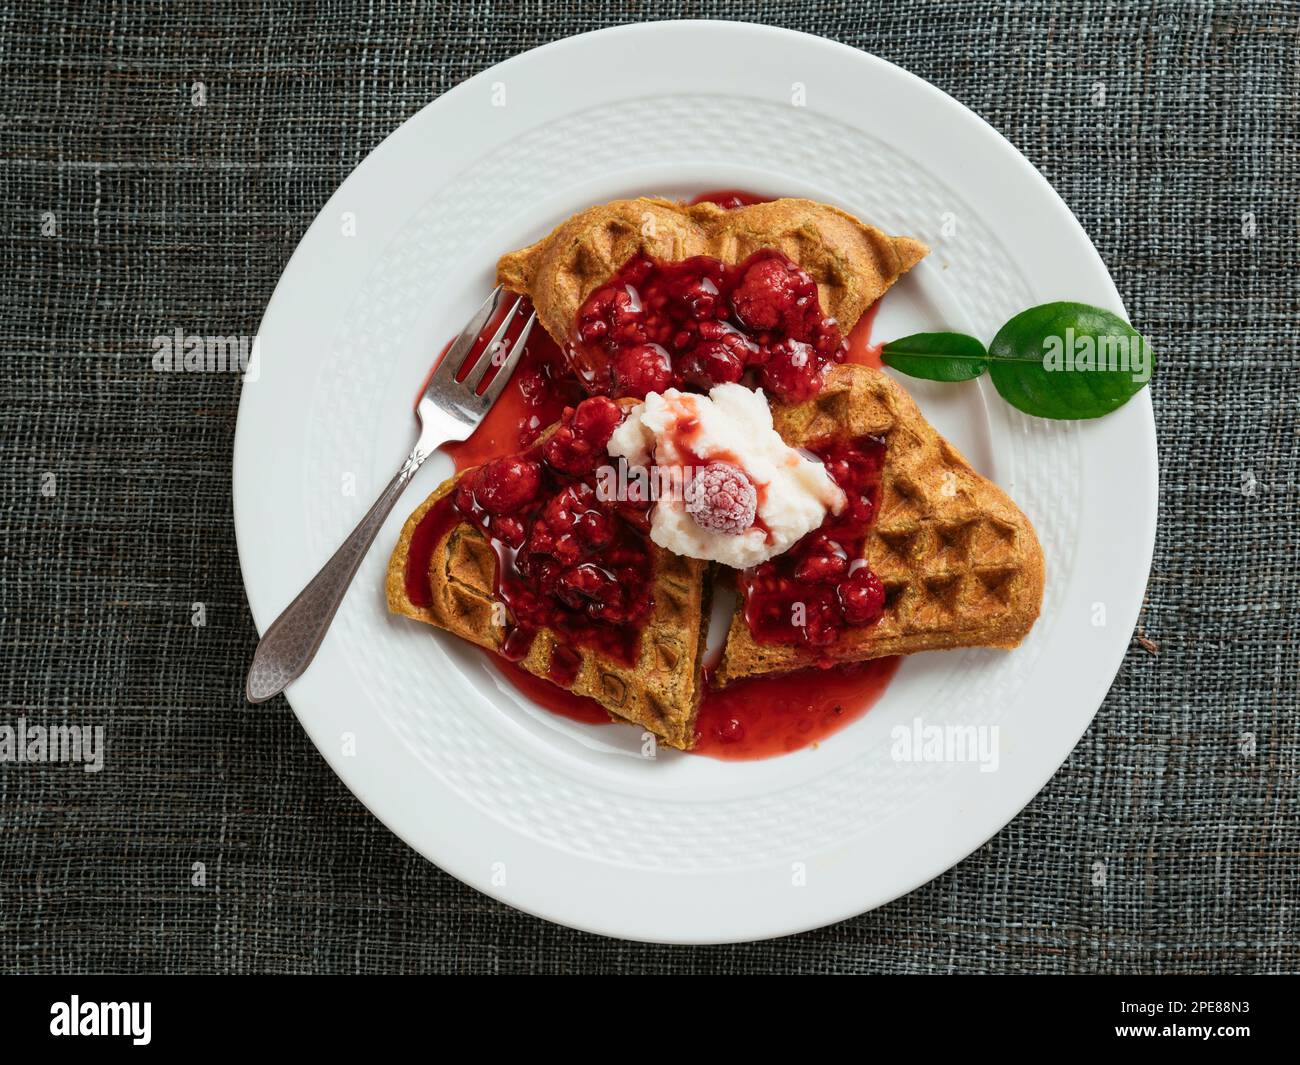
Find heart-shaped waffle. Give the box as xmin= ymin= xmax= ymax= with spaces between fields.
xmin=386 ymin=402 xmax=711 ymax=751
xmin=714 ymin=364 xmax=1045 ymax=684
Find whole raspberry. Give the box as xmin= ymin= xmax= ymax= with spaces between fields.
xmin=474 ymin=456 xmax=542 ymax=515
xmin=542 ymin=396 xmax=623 ymax=474
xmin=686 ymin=461 xmax=758 ymax=535
xmin=576 ymin=284 xmax=644 ymax=347
xmin=612 ymin=343 xmax=672 ymax=399
xmin=759 ymin=339 xmax=824 ymax=403
xmin=731 ymin=256 xmax=809 ymax=332
xmin=838 ymin=566 xmax=886 ymax=625
xmin=677 ymin=339 xmax=746 ymax=389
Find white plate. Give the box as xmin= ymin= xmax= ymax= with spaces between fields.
xmin=234 ymin=21 xmax=1157 ymax=943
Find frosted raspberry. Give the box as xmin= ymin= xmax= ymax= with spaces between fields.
xmin=686 ymin=461 xmax=758 ymax=535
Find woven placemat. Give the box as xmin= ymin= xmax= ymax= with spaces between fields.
xmin=1 ymin=1 xmax=1295 ymax=973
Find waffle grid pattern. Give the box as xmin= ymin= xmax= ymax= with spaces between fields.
xmin=872 ymin=484 xmax=1027 ymax=640
xmin=870 ymin=404 xmax=1031 ymax=642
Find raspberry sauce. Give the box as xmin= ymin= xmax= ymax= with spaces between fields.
xmin=572 ymin=249 xmax=847 ymax=404
xmin=845 ymin=299 xmax=884 ymax=368
xmin=694 ymin=657 xmax=900 ymax=760
xmin=477 ymin=653 xmax=900 ymax=761
xmin=739 ymin=435 xmax=888 ymax=649
xmin=489 ymin=655 xmax=611 ymax=725
xmin=405 ymin=395 xmax=654 ymax=666
xmin=402 ymin=495 xmax=464 ymax=609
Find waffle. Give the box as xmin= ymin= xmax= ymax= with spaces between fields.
xmin=497 ymin=197 xmax=927 ymax=349
xmin=385 ymin=409 xmax=711 ymax=751
xmin=390 ymin=200 xmax=1037 ymax=739
xmin=714 ymin=364 xmax=1045 ymax=685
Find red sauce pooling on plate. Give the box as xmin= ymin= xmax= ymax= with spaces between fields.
xmin=694 ymin=657 xmax=900 ymax=760
xmin=481 ymin=652 xmax=899 ymax=761
xmin=489 ymin=655 xmax=610 ymax=725
xmin=844 ymin=299 xmax=884 ymax=368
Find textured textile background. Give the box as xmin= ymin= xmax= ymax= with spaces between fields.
xmin=0 ymin=0 xmax=1295 ymax=974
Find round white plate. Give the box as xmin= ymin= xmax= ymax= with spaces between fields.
xmin=234 ymin=21 xmax=1157 ymax=943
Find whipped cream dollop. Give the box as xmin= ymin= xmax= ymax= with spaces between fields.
xmin=606 ymin=384 xmax=845 ymax=569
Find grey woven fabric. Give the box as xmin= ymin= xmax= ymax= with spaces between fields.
xmin=1 ymin=0 xmax=1295 ymax=974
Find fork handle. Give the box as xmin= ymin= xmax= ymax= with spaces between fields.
xmin=245 ymin=443 xmax=434 ymax=704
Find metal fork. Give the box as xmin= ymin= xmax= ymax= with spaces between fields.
xmin=245 ymin=286 xmax=536 ymax=703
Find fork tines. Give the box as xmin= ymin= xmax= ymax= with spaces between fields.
xmin=428 ymin=285 xmax=537 ymax=413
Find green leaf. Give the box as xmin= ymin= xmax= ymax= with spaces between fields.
xmin=881 ymin=332 xmax=988 ymax=381
xmin=987 ymin=302 xmax=1154 ymax=420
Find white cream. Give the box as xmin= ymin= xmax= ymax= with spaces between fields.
xmin=606 ymin=384 xmax=844 ymax=569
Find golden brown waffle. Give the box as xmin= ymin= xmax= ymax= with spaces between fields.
xmin=497 ymin=197 xmax=927 ymax=349
xmin=714 ymin=364 xmax=1045 ymax=685
xmin=385 ymin=412 xmax=711 ymax=751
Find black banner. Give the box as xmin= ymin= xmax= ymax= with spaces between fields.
xmin=0 ymin=976 xmax=1286 ymax=1050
